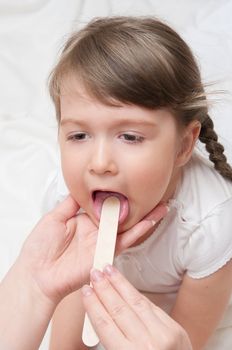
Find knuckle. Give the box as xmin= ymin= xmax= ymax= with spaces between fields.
xmin=134 ymin=335 xmax=155 ymax=350
xmin=94 ymin=313 xmax=111 ymax=329
xmin=166 ymin=338 xmax=178 ymax=350
xmin=110 ymin=303 xmax=127 ymax=319
xmin=142 ymin=339 xmax=155 ymax=350
xmin=131 ymin=295 xmax=149 ymax=311
xmin=163 ymin=326 xmax=185 ymax=350
xmin=173 ymin=325 xmax=191 ymax=349
xmin=157 ymin=336 xmax=175 ymax=350
xmin=96 ymin=278 xmax=111 ymax=291
xmin=171 ymin=324 xmax=184 ymax=339
xmin=147 ymin=342 xmax=155 ymax=350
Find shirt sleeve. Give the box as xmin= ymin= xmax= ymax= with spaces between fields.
xmin=180 ymin=197 xmax=232 ymax=279
xmin=40 ymin=167 xmax=69 ymax=214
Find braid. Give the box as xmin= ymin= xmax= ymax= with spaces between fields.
xmin=199 ymin=115 xmax=232 ymax=181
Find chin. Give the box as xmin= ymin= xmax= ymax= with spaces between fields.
xmin=117 ymin=217 xmax=136 ymax=234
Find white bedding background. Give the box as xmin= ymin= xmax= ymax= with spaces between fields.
xmin=0 ymin=1 xmax=232 ymax=349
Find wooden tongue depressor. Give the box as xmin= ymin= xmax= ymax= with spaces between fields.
xmin=82 ymin=196 xmax=120 ymax=347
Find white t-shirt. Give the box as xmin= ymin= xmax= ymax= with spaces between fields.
xmin=51 ymin=148 xmax=232 ymax=350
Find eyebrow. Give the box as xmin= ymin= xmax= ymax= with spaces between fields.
xmin=60 ymin=118 xmax=87 ymax=127
xmin=60 ymin=118 xmax=157 ymax=127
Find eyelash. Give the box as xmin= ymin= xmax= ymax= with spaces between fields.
xmin=119 ymin=133 xmax=144 ymax=144
xmin=67 ymin=133 xmax=144 ymax=144
xmin=67 ymin=133 xmax=89 ymax=142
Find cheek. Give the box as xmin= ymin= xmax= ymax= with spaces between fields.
xmin=60 ymin=149 xmax=83 ymax=193
xmin=127 ymin=144 xmax=178 ymax=205
xmin=131 ymin=146 xmax=176 ymax=184
xmin=133 ymin=161 xmax=173 ymax=198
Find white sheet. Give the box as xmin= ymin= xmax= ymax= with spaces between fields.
xmin=0 ymin=1 xmax=232 ymax=349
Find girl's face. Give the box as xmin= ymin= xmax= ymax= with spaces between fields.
xmin=59 ymin=80 xmax=183 ymax=233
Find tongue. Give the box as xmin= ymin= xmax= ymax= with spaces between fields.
xmin=93 ymin=191 xmax=129 ymax=224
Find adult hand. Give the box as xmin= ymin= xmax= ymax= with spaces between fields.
xmin=81 ymin=265 xmax=192 ymax=350
xmin=18 ymin=195 xmax=168 ymax=304
xmin=14 ymin=196 xmax=167 ymax=303
xmin=0 ymin=195 xmax=167 ymax=350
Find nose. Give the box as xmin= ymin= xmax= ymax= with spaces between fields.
xmin=88 ymin=139 xmax=118 ymax=175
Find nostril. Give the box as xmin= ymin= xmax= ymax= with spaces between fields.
xmin=88 ymin=152 xmax=118 ymax=175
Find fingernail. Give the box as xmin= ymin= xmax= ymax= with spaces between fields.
xmin=144 ymin=219 xmax=156 ymax=227
xmin=103 ymin=264 xmax=117 ymax=276
xmin=81 ymin=285 xmax=93 ymax=296
xmin=90 ymin=268 xmax=104 ymax=282
xmin=151 ymin=220 xmax=156 ymax=226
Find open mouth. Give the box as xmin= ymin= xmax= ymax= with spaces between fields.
xmin=92 ymin=190 xmax=129 ymax=224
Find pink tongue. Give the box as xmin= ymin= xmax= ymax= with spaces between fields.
xmin=93 ymin=191 xmax=129 ymax=223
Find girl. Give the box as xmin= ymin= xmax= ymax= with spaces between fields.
xmin=49 ymin=17 xmax=232 ymax=349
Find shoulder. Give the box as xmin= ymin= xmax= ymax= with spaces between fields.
xmin=177 ymin=196 xmax=232 ymax=278
xmin=176 ymin=148 xmax=232 ymax=223
xmin=41 ymin=165 xmax=69 ymax=214
xmin=171 ymin=150 xmax=232 ymax=278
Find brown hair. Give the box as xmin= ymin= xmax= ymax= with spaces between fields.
xmin=49 ymin=16 xmax=232 ymax=181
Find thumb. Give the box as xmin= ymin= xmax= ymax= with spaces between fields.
xmin=52 ymin=195 xmax=80 ymax=223
xmin=115 ymin=203 xmax=169 ymax=253
xmin=115 ymin=220 xmax=154 ymax=254
xmin=143 ymin=202 xmax=168 ymax=222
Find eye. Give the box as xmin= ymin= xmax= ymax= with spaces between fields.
xmin=67 ymin=132 xmax=90 ymax=142
xmin=119 ymin=133 xmax=144 ymax=144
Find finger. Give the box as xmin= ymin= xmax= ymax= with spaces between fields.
xmin=52 ymin=195 xmax=80 ymax=223
xmin=103 ymin=265 xmax=168 ymax=333
xmin=90 ymin=269 xmax=148 ymax=342
xmin=64 ymin=216 xmax=77 ymax=241
xmin=116 ymin=203 xmax=168 ymax=253
xmin=143 ymin=202 xmax=169 ymax=222
xmin=81 ymin=285 xmax=128 ymax=350
xmin=115 ymin=220 xmax=154 ymax=253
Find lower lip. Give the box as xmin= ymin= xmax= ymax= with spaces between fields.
xmin=93 ymin=193 xmax=129 ymax=224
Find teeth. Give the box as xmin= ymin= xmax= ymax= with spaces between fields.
xmin=92 ymin=190 xmax=127 ymax=202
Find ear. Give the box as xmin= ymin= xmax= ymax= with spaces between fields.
xmin=176 ymin=120 xmax=201 ymax=167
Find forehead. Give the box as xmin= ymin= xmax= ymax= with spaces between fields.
xmin=60 ymin=75 xmax=89 ymax=102
xmin=60 ymin=80 xmax=121 ymax=122
xmin=60 ymin=76 xmax=113 ymax=111
xmin=60 ymin=77 xmax=175 ymax=124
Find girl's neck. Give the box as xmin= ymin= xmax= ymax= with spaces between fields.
xmin=162 ymin=167 xmax=182 ymax=203
xmin=131 ymin=168 xmax=182 ymax=248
